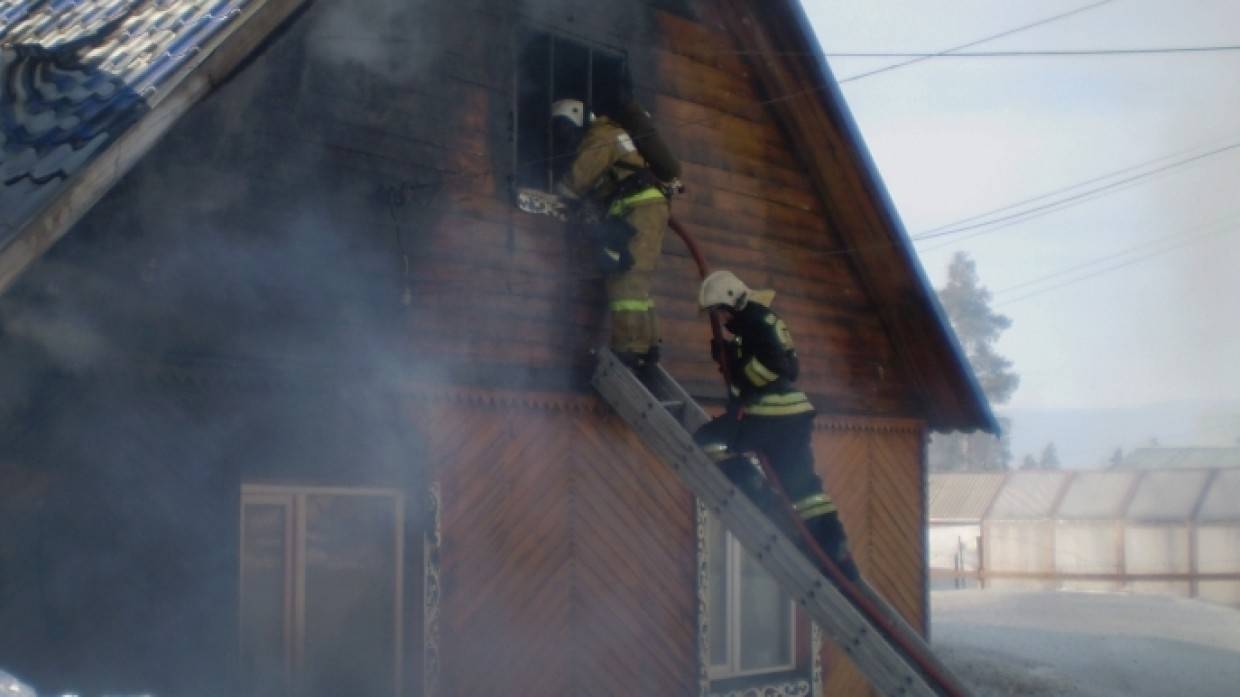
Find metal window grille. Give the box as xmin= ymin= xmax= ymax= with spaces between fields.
xmin=513 ymin=30 xmax=628 ymax=192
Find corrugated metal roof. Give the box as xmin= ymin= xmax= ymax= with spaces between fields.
xmin=1119 ymin=447 xmax=1240 ymax=470
xmin=1 ymin=0 xmax=254 ymax=254
xmin=1126 ymin=470 xmax=1211 ymax=522
xmin=1198 ymin=469 xmax=1240 ymax=522
xmin=1056 ymin=471 xmax=1139 ymax=520
xmin=987 ymin=471 xmax=1070 ymax=520
xmin=928 ymin=472 xmax=1006 ymax=521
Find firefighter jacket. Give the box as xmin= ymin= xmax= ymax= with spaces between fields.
xmin=557 ymin=117 xmax=665 ymax=218
xmin=722 ymin=301 xmax=815 ymax=417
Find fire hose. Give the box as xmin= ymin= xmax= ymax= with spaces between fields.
xmin=667 ymin=215 xmax=970 ymax=697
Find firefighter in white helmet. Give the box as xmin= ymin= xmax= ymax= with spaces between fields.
xmin=551 ymin=97 xmax=669 ymax=370
xmin=696 ymin=270 xmax=859 ymax=581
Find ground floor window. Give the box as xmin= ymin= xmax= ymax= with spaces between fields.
xmin=706 ymin=512 xmax=801 ymax=681
xmin=240 ymin=485 xmax=406 ymax=697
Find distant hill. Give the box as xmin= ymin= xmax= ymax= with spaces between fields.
xmin=999 ymin=400 xmax=1240 ymax=469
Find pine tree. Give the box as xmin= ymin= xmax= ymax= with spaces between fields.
xmin=1039 ymin=442 xmax=1061 ymax=470
xmin=928 ymin=252 xmax=1020 ymax=472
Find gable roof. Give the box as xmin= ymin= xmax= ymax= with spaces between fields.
xmin=0 ymin=0 xmax=305 ymax=293
xmin=721 ymin=0 xmax=997 ymax=434
xmin=1 ymin=0 xmax=996 ymax=434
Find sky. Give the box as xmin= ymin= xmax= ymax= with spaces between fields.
xmin=308 ymin=1 xmax=1239 ymax=463
xmin=802 ymin=0 xmax=1240 ymax=419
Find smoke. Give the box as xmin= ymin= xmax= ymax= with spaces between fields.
xmin=0 ymin=0 xmax=701 ymax=693
xmin=0 ymin=2 xmax=440 ymax=692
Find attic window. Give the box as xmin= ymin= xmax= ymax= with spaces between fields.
xmin=513 ymin=30 xmax=628 ymax=191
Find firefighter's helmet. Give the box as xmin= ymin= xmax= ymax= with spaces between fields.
xmin=551 ymin=99 xmax=586 ymax=128
xmin=698 ymin=270 xmax=775 ymax=311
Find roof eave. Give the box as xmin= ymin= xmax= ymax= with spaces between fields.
xmin=739 ymin=0 xmax=998 ymax=434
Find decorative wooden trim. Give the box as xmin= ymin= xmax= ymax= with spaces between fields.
xmin=400 ymin=383 xmax=605 ymax=415
xmin=710 ymin=681 xmax=811 ymax=697
xmin=423 ymin=480 xmax=443 ymax=697
xmin=696 ymin=499 xmax=711 ymax=697
xmin=812 ymin=414 xmax=926 ymax=435
xmin=811 ymin=623 xmax=823 ymax=697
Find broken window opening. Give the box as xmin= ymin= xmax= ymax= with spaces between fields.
xmin=513 ymin=30 xmax=628 ymax=192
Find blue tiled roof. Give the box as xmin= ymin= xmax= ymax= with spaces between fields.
xmin=1 ymin=0 xmax=253 ymax=249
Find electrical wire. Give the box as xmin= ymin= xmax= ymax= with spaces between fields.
xmin=995 ymin=221 xmax=1239 ymax=307
xmin=993 ymin=210 xmax=1240 ymax=297
xmin=838 ymin=0 xmax=1117 ymax=83
xmin=913 ymin=132 xmax=1240 ymax=240
xmin=912 ymin=140 xmax=1240 ymax=243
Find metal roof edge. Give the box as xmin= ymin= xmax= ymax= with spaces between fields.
xmin=775 ymin=0 xmax=998 ymax=434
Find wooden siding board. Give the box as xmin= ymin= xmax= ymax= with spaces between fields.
xmin=428 ymin=402 xmax=695 ymax=696
xmin=806 ymin=417 xmax=927 ymax=695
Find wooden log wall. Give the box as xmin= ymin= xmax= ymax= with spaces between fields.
xmin=118 ymin=0 xmax=921 ymax=417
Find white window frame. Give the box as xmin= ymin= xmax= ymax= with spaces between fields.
xmin=707 ymin=516 xmax=798 ymax=681
xmin=240 ymin=484 xmax=406 ymax=697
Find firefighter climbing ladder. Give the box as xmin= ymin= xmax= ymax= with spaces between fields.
xmin=592 ymin=348 xmax=975 ymax=697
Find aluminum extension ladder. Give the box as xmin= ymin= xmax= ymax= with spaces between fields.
xmin=591 ymin=349 xmax=974 ymax=697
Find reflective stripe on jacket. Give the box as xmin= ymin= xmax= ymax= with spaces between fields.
xmin=561 ymin=117 xmax=664 ymax=216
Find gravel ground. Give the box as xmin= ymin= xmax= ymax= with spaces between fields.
xmin=931 ymin=590 xmax=1240 ymax=697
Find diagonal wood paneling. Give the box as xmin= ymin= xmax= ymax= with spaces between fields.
xmin=423 ymin=401 xmax=697 ymax=696
xmin=570 ymin=413 xmax=698 ymax=697
xmin=436 ymin=406 xmax=576 ymax=696
xmin=811 ymin=419 xmax=928 ymax=697
xmin=868 ymin=431 xmax=928 ymax=631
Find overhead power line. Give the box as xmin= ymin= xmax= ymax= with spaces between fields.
xmin=911 ymin=140 xmax=1240 ymax=245
xmin=995 ymin=221 xmax=1240 ymax=307
xmin=912 ymin=134 xmax=1240 ymax=239
xmin=994 ymin=211 xmax=1240 ymax=297
xmin=838 ymin=0 xmax=1117 ymax=83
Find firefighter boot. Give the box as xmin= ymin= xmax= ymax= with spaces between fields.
xmin=803 ymin=511 xmax=861 ymax=583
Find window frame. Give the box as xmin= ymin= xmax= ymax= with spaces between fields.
xmin=510 ymin=27 xmax=629 ymax=193
xmin=705 ymin=512 xmax=803 ymax=683
xmin=240 ymin=484 xmax=406 ymax=697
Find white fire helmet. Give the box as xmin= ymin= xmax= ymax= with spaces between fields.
xmin=551 ymin=99 xmax=586 ymax=128
xmin=698 ymin=270 xmax=775 ymax=311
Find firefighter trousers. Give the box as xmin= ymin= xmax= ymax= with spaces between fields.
xmin=604 ymin=200 xmax=668 ymax=355
xmin=695 ymin=410 xmax=858 ymax=580
xmin=694 ymin=410 xmax=826 ymax=506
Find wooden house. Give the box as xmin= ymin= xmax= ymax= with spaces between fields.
xmin=0 ymin=0 xmax=994 ymax=695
